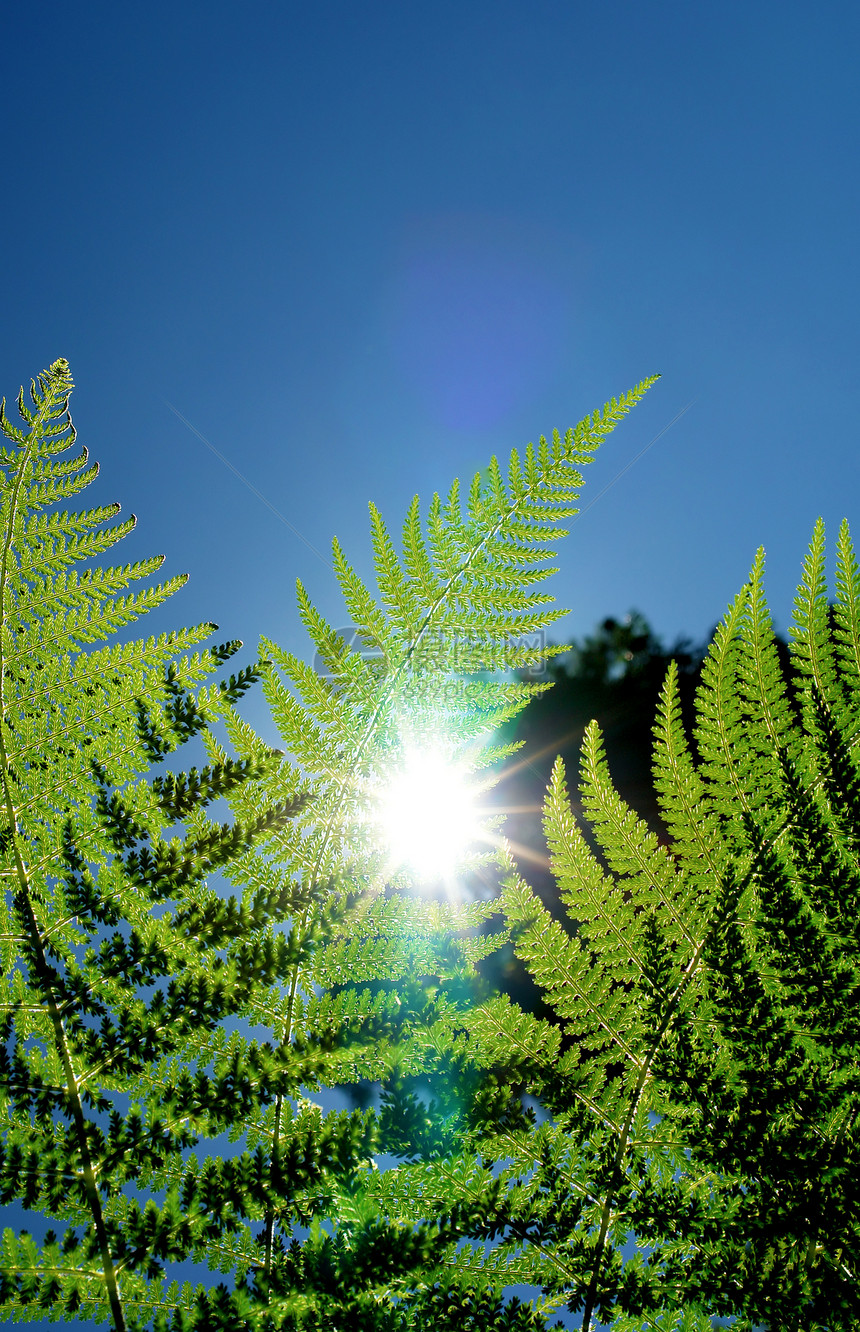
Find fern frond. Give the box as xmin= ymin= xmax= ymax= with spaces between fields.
xmin=579 ymin=721 xmax=699 ymax=952
xmin=651 ymin=659 xmax=724 ymax=881
xmin=499 ymin=518 xmax=860 ymax=1331
xmin=791 ymin=517 xmax=839 ymax=706
xmin=834 ymin=518 xmax=860 ymax=707
xmin=0 ymin=361 xmax=310 ymax=1332
xmin=693 ymin=584 xmax=753 ymax=827
xmin=265 ymin=379 xmax=659 ymax=889
xmin=193 ymin=379 xmax=661 ymax=1318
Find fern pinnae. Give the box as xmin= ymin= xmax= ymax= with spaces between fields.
xmin=693 ymin=584 xmax=753 ymax=829
xmin=834 ymin=518 xmax=860 ymax=705
xmin=258 ymin=380 xmax=660 ymax=1012
xmin=579 ymin=721 xmax=698 ymax=952
xmin=578 ymin=923 xmax=714 ymax=1332
xmin=3 ymin=371 xmax=661 ymax=1322
xmin=331 ymin=537 xmax=395 ymax=656
xmin=802 ymin=686 xmax=860 ymax=876
xmin=510 ymin=899 xmax=645 ymax=1079
xmin=740 ymin=547 xmax=801 ymax=769
xmin=783 ymin=526 xmax=860 ymax=875
xmin=7 ymin=815 xmax=127 ymax=1330
xmin=0 ymin=362 xmax=129 ymax=1330
xmin=501 ymin=831 xmax=645 ymax=1079
xmin=370 ymin=500 xmax=421 ymax=629
xmin=10 ymin=627 xmax=215 ymax=768
xmin=1 ymin=364 xmax=316 ymax=1330
xmin=651 ymin=658 xmax=724 ymax=885
xmin=534 ymin=708 xmax=734 ymax=1328
xmin=791 ymin=517 xmax=839 ymax=707
xmin=17 ymin=502 xmax=128 ymax=573
xmin=305 ymin=381 xmax=658 ymax=865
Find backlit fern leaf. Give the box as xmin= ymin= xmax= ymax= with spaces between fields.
xmin=834 ymin=517 xmax=860 ymax=703
xmin=651 ymin=658 xmax=724 ymax=878
xmin=792 ymin=515 xmax=839 ymax=706
xmin=3 ymin=362 xmax=678 ymax=1331
xmin=258 ymin=378 xmax=659 ymax=884
xmin=0 ymin=362 xmax=305 ymax=1331
xmin=484 ymin=519 xmax=860 ymax=1331
xmin=200 ymin=380 xmax=658 ymax=1325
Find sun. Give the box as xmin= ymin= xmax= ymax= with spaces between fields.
xmin=377 ymin=746 xmax=482 ymax=882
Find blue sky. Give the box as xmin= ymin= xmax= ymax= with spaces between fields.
xmin=4 ymin=0 xmax=859 ymax=717
xmin=1 ymin=2 xmax=858 ymax=1323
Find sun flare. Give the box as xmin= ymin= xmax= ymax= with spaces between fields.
xmin=378 ymin=747 xmax=481 ymax=882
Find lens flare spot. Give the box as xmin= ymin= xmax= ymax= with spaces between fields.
xmin=387 ymin=215 xmax=572 ymax=432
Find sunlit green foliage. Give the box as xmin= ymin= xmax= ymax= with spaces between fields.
xmin=193 ymin=374 xmax=657 ymax=1328
xmin=425 ymin=521 xmax=859 ymax=1331
xmin=0 ymin=359 xmax=656 ymax=1329
xmin=0 ymin=362 xmax=305 ymax=1329
xmin=4 ymin=359 xmax=855 ymax=1332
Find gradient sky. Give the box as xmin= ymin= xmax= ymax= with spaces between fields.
xmin=4 ymin=1 xmax=859 ymax=718
xmin=1 ymin=2 xmax=858 ymax=1323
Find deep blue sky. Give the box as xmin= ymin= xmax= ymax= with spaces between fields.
xmin=3 ymin=1 xmax=859 ymax=711
xmin=1 ymin=5 xmax=858 ymax=1323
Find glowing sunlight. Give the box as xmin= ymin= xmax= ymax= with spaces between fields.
xmin=378 ymin=747 xmax=482 ymax=883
